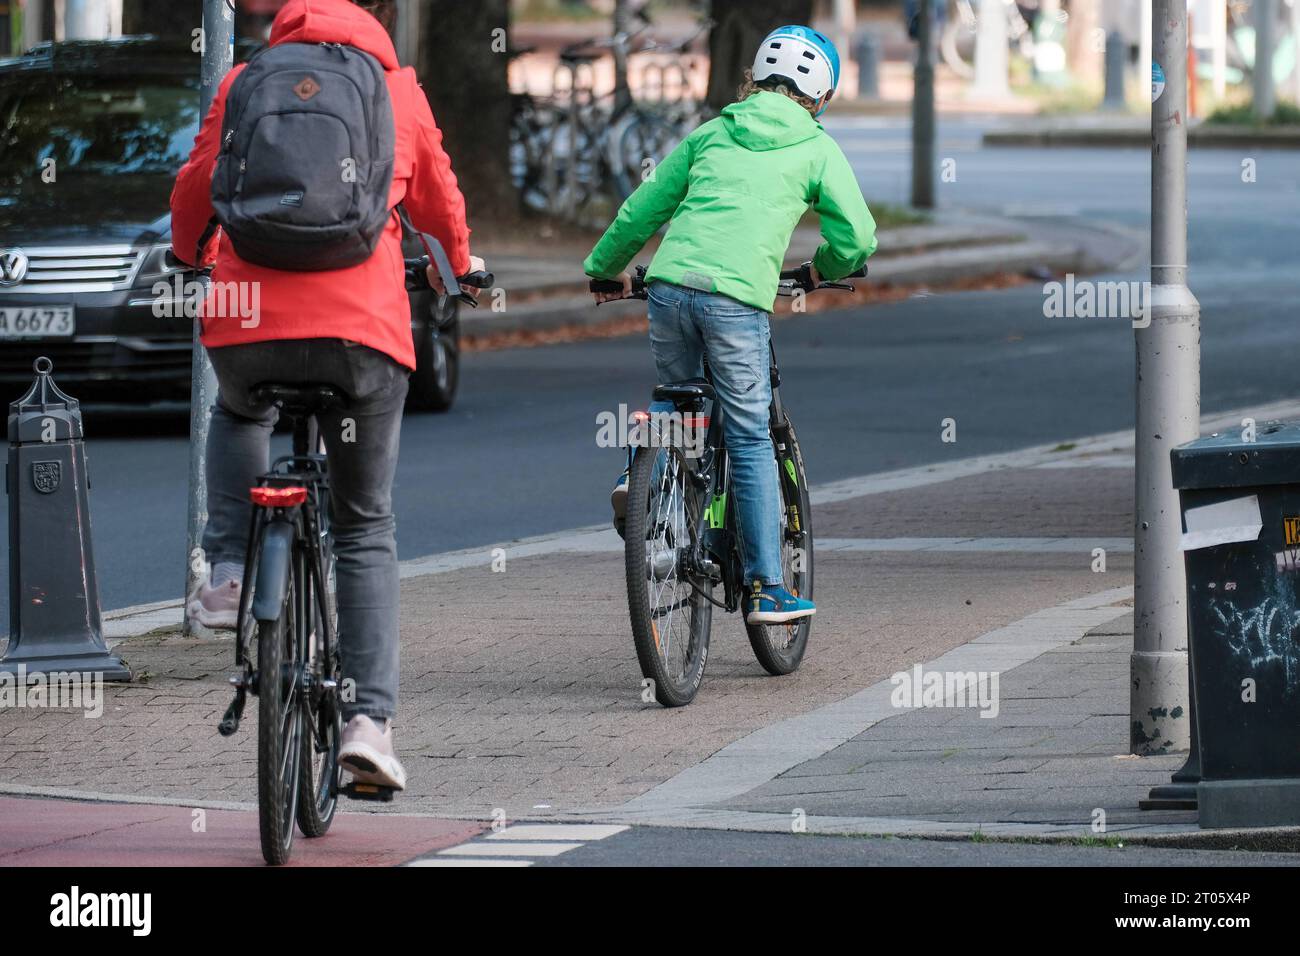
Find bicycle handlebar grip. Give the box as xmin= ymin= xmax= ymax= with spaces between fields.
xmin=458 ymin=270 xmax=494 ymax=289
xmin=404 ymin=256 xmax=432 ymax=291
xmin=589 ymin=277 xmax=627 ymax=294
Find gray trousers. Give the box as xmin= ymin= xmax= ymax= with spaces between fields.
xmin=204 ymin=339 xmax=409 ymax=721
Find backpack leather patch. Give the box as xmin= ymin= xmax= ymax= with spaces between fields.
xmin=293 ymin=76 xmax=321 ymax=101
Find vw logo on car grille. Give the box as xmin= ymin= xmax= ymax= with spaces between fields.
xmin=0 ymin=249 xmax=28 ymax=287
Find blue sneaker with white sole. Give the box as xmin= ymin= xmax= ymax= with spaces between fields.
xmin=746 ymin=582 xmax=816 ymax=624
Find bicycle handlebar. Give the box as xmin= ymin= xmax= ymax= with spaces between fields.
xmin=589 ymin=261 xmax=867 ymax=303
xmin=404 ymin=256 xmax=494 ymax=306
xmin=589 ymin=265 xmax=649 ymax=300
xmin=779 ymin=261 xmax=869 ymax=293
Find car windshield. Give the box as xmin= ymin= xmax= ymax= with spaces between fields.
xmin=0 ymin=76 xmax=200 ymax=185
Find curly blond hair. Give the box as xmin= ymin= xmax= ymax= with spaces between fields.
xmin=736 ymin=69 xmax=819 ymax=116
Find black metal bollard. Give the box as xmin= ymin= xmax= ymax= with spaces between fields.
xmin=1 ymin=357 xmax=129 ymax=681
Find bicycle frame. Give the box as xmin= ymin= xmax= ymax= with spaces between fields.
xmin=219 ymin=416 xmax=337 ymax=740
xmin=673 ymin=339 xmax=801 ymax=615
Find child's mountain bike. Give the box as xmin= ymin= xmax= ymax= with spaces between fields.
xmin=590 ymin=262 xmax=866 ymax=706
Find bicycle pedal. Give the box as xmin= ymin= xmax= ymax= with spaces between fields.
xmin=341 ymin=782 xmax=396 ymax=803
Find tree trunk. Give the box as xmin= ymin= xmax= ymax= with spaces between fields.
xmin=705 ymin=0 xmax=813 ymax=113
xmin=415 ymin=0 xmax=517 ymax=225
xmin=1066 ymin=0 xmax=1102 ymax=87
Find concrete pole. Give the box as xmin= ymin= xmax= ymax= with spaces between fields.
xmin=832 ymin=0 xmax=857 ymax=97
xmin=1133 ymin=0 xmax=1199 ymax=756
xmin=1292 ymin=0 xmax=1300 ymax=103
xmin=64 ymin=0 xmax=112 ymax=39
xmin=912 ymin=0 xmax=936 ymax=209
xmin=1255 ymin=0 xmax=1277 ymax=118
xmin=396 ymin=0 xmax=422 ymax=69
xmin=612 ymin=0 xmax=631 ymax=112
xmin=971 ymin=0 xmax=1010 ymax=98
xmin=1211 ymin=0 xmax=1227 ymax=99
xmin=20 ymin=0 xmax=47 ymax=52
xmin=1139 ymin=0 xmax=1153 ymax=98
xmin=185 ymin=0 xmax=234 ymax=636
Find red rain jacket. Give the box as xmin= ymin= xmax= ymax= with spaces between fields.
xmin=170 ymin=0 xmax=471 ymax=369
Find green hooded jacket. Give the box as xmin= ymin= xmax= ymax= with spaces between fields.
xmin=583 ymin=91 xmax=877 ymax=311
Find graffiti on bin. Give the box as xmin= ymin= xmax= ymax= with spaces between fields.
xmin=1210 ymin=596 xmax=1300 ymax=693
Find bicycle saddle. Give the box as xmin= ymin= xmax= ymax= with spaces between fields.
xmin=653 ymin=379 xmax=715 ymax=405
xmin=252 ymin=382 xmax=347 ymax=415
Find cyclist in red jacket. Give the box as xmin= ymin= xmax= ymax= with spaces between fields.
xmin=171 ymin=0 xmax=482 ymax=794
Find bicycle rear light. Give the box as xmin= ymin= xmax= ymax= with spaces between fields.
xmin=249 ymin=486 xmax=308 ymax=507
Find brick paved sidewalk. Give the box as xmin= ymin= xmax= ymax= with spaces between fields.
xmin=1 ymin=455 xmax=1140 ymax=830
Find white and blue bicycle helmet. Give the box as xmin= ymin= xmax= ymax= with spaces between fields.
xmin=751 ymin=25 xmax=841 ymax=116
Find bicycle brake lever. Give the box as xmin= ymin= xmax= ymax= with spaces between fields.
xmin=819 ymin=282 xmax=855 ymax=292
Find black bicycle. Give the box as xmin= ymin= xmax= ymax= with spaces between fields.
xmin=591 ymin=262 xmax=865 ymax=706
xmin=217 ymin=244 xmax=491 ymax=866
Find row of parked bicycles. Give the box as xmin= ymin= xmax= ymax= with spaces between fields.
xmin=508 ymin=7 xmax=711 ymax=222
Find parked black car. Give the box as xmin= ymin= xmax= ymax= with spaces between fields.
xmin=0 ymin=37 xmax=459 ymax=410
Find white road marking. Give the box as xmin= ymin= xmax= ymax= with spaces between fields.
xmin=405 ymin=822 xmax=629 ymax=866
xmin=406 ymin=858 xmax=533 ymax=867
xmin=486 ymin=824 xmax=628 ymax=841
xmin=438 ymin=841 xmax=583 ymax=857
xmin=817 ymin=537 xmax=1132 ymax=553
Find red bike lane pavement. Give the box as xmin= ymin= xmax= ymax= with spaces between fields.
xmin=0 ymin=795 xmax=485 ymax=866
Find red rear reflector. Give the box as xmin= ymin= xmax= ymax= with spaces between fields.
xmin=683 ymin=416 xmax=710 ymax=429
xmin=250 ymin=486 xmax=308 ymax=507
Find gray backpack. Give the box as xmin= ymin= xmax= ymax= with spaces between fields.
xmin=208 ymin=41 xmax=396 ymax=271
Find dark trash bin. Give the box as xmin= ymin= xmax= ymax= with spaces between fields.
xmin=1173 ymin=421 xmax=1300 ymax=828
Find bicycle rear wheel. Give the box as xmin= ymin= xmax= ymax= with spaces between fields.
xmin=258 ymin=569 xmax=304 ymax=865
xmin=745 ymin=415 xmax=813 ymax=675
xmin=624 ymin=443 xmax=712 ymax=707
xmin=296 ymin=547 xmax=339 ymax=838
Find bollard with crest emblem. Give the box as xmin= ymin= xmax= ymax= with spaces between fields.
xmin=0 ymin=357 xmax=129 ymax=680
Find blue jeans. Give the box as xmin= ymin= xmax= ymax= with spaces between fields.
xmin=645 ymin=281 xmax=782 ymax=586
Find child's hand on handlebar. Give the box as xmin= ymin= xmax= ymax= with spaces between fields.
xmin=593 ymin=271 xmax=632 ymax=304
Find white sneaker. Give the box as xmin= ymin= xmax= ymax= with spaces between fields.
xmin=185 ymin=574 xmax=241 ymax=631
xmin=339 ymin=716 xmax=407 ymax=790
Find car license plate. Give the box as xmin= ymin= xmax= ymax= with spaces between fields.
xmin=0 ymin=306 xmax=75 ymax=339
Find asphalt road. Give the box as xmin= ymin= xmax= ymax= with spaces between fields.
xmin=531 ymin=826 xmax=1300 ymax=867
xmin=2 ymin=117 xmax=1298 ymax=625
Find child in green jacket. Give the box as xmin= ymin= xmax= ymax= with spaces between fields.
xmin=585 ymin=25 xmax=876 ymax=623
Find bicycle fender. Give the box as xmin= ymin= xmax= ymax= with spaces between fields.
xmin=252 ymin=521 xmax=295 ymax=623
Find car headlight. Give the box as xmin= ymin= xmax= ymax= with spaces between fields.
xmin=137 ymin=242 xmax=191 ymax=282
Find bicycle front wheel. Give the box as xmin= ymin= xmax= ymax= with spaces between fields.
xmin=258 ymin=571 xmax=304 ymax=866
xmin=624 ymin=443 xmax=712 ymax=707
xmin=745 ymin=414 xmax=813 ymax=675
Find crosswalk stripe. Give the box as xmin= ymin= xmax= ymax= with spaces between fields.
xmin=439 ymin=842 xmax=584 ymax=857
xmin=486 ymin=824 xmax=628 ymax=841
xmin=407 ymin=858 xmax=534 ymax=867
